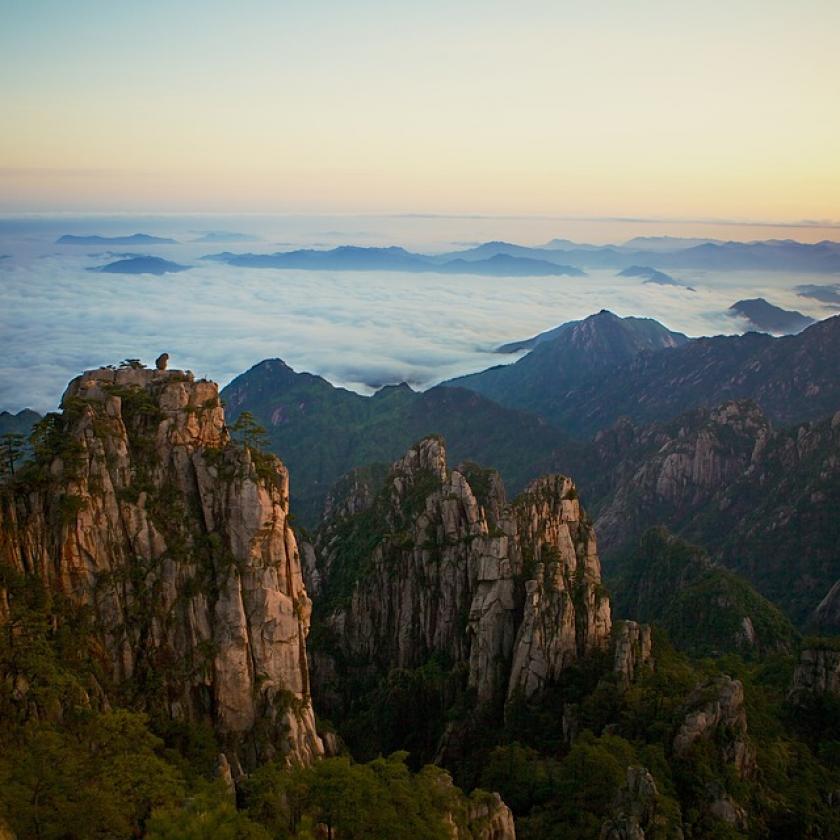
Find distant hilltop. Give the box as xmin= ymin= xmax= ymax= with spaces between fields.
xmin=618 ymin=265 xmax=694 ymax=290
xmin=728 ymin=297 xmax=815 ymax=335
xmin=89 ymin=255 xmax=190 ymax=275
xmin=57 ymin=233 xmax=177 ymax=245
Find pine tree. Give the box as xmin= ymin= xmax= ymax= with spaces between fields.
xmin=0 ymin=432 xmax=25 ymax=478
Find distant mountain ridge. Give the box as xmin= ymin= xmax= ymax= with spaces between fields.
xmin=191 ymin=230 xmax=259 ymax=243
xmin=57 ymin=233 xmax=177 ymax=245
xmin=204 ymin=236 xmax=840 ymax=275
xmin=797 ymin=282 xmax=840 ymax=307
xmin=435 ymin=237 xmax=840 ymax=273
xmin=451 ymin=312 xmax=840 ymax=436
xmin=203 ymin=245 xmax=584 ymax=276
xmin=0 ymin=408 xmax=41 ymax=437
xmin=220 ymin=360 xmax=569 ymax=525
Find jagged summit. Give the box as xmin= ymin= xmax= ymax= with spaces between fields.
xmin=304 ymin=435 xmax=614 ymax=758
xmin=391 ymin=435 xmax=448 ymax=484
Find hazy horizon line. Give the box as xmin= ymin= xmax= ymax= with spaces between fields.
xmin=1 ymin=210 xmax=839 ymax=231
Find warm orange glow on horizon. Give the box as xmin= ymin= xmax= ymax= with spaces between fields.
xmin=2 ymin=0 xmax=839 ymax=222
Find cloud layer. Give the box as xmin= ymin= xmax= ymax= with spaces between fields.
xmin=0 ymin=238 xmax=834 ymax=412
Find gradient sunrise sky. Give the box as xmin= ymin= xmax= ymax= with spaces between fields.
xmin=2 ymin=0 xmax=839 ymax=223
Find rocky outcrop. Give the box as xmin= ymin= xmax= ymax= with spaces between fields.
xmin=673 ymin=676 xmax=754 ymax=779
xmin=462 ymin=793 xmax=516 ymax=840
xmin=810 ymin=580 xmax=840 ymax=634
xmin=595 ymin=401 xmax=770 ymax=552
xmin=0 ymin=364 xmax=322 ymax=772
xmin=789 ymin=644 xmax=840 ymax=701
xmin=507 ymin=477 xmax=611 ymax=698
xmin=600 ymin=766 xmax=675 ymax=840
xmin=590 ymin=402 xmax=840 ymax=627
xmin=436 ymin=773 xmax=516 ymax=840
xmin=307 ymin=437 xmax=612 ymax=722
xmin=613 ymin=621 xmax=653 ymax=689
xmin=706 ymin=785 xmax=748 ymax=830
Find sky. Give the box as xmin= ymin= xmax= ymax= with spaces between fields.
xmin=2 ymin=0 xmax=840 ymax=224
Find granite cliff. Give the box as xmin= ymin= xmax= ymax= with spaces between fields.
xmin=303 ymin=437 xmax=612 ymax=760
xmin=0 ymin=364 xmax=323 ymax=773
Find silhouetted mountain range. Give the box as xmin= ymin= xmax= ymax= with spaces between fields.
xmin=435 ymin=237 xmax=840 ymax=273
xmin=203 ymin=245 xmax=584 ymax=276
xmin=0 ymin=408 xmax=41 ymax=437
xmin=57 ymin=233 xmax=177 ymax=245
xmin=204 ymin=236 xmax=840 ymax=276
xmin=191 ymin=230 xmax=259 ymax=243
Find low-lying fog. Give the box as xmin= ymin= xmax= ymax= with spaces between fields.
xmin=1 ymin=216 xmax=835 ymax=412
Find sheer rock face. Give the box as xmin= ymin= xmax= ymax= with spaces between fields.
xmin=507 ymin=476 xmax=612 ymax=699
xmin=810 ymin=580 xmax=840 ymax=634
xmin=613 ymin=621 xmax=654 ymax=690
xmin=307 ymin=437 xmax=611 ymax=714
xmin=673 ymin=676 xmax=754 ymax=779
xmin=0 ymin=366 xmax=322 ymax=771
xmin=790 ymin=645 xmax=840 ymax=700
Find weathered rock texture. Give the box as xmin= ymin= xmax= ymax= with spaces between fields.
xmin=673 ymin=676 xmax=754 ymax=780
xmin=810 ymin=580 xmax=840 ymax=635
xmin=594 ymin=401 xmax=770 ymax=553
xmin=0 ymin=365 xmax=322 ymax=772
xmin=613 ymin=621 xmax=653 ymax=689
xmin=789 ymin=645 xmax=840 ymax=701
xmin=587 ymin=401 xmax=840 ymax=626
xmin=306 ymin=437 xmax=611 ymax=722
xmin=460 ymin=792 xmax=516 ymax=840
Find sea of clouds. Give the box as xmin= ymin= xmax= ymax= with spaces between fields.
xmin=0 ymin=217 xmax=833 ymax=412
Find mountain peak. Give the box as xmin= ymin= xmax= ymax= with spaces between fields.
xmin=556 ymin=310 xmax=687 ymax=355
xmin=728 ymin=297 xmax=816 ymax=335
xmin=391 ymin=435 xmax=448 ymax=485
